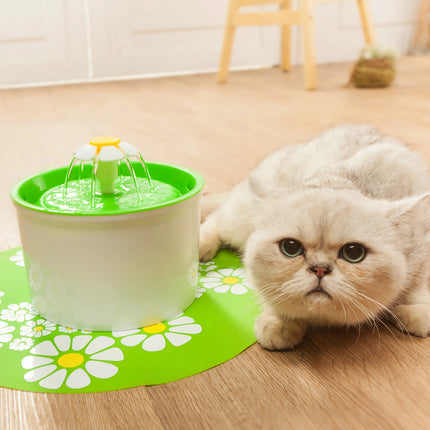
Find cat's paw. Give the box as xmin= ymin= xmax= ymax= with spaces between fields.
xmin=392 ymin=303 xmax=430 ymax=338
xmin=199 ymin=240 xmax=219 ymax=262
xmin=254 ymin=312 xmax=306 ymax=350
xmin=199 ymin=219 xmax=221 ymax=262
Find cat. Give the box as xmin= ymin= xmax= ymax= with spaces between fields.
xmin=199 ymin=125 xmax=430 ymax=350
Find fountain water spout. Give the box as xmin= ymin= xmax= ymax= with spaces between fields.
xmin=72 ymin=136 xmax=153 ymax=199
xmin=42 ymin=136 xmax=183 ymax=215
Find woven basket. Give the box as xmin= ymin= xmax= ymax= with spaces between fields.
xmin=351 ymin=58 xmax=396 ymax=88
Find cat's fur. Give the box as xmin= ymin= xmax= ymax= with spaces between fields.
xmin=199 ymin=125 xmax=430 ymax=350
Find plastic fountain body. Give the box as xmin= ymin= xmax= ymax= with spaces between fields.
xmin=11 ymin=137 xmax=204 ymax=331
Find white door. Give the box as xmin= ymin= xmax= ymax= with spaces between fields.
xmin=0 ymin=0 xmax=89 ymax=86
xmin=88 ymin=0 xmax=280 ymax=78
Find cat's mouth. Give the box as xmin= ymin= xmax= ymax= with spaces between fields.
xmin=306 ymin=285 xmax=333 ymax=300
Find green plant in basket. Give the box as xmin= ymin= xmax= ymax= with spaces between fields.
xmin=349 ymin=45 xmax=396 ymax=88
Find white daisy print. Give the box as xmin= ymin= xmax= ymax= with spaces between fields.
xmin=20 ymin=319 xmax=56 ymax=338
xmin=0 ymin=291 xmax=4 ymax=304
xmin=58 ymin=326 xmax=78 ymax=334
xmin=199 ymin=268 xmax=250 ymax=295
xmin=199 ymin=260 xmax=217 ymax=273
xmin=188 ymin=261 xmax=199 ymax=289
xmin=0 ymin=321 xmax=15 ymax=347
xmin=10 ymin=337 xmax=35 ymax=351
xmin=1 ymin=302 xmax=38 ymax=322
xmin=57 ymin=326 xmax=90 ymax=334
xmin=21 ymin=335 xmax=124 ymax=390
xmin=32 ymin=295 xmax=48 ymax=315
xmin=112 ymin=314 xmax=202 ymax=352
xmin=29 ymin=262 xmax=43 ymax=291
xmin=10 ymin=250 xmax=25 ymax=267
xmin=194 ymin=286 xmax=206 ymax=299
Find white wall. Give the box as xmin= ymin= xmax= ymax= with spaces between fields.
xmin=0 ymin=0 xmax=421 ymax=88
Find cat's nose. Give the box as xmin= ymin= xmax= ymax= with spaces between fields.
xmin=310 ymin=265 xmax=331 ymax=278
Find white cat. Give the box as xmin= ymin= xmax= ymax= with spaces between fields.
xmin=199 ymin=125 xmax=430 ymax=350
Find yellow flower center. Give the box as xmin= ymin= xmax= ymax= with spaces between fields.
xmin=89 ymin=136 xmax=120 ymax=147
xmin=34 ymin=326 xmax=43 ymax=332
xmin=143 ymin=323 xmax=166 ymax=334
xmin=58 ymin=353 xmax=84 ymax=368
xmin=89 ymin=136 xmax=120 ymax=154
xmin=223 ymin=276 xmax=240 ymax=285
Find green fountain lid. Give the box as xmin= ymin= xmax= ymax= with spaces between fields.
xmin=11 ymin=162 xmax=204 ymax=216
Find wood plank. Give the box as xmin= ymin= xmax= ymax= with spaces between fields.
xmin=233 ymin=9 xmax=301 ymax=26
xmin=237 ymin=0 xmax=284 ymax=6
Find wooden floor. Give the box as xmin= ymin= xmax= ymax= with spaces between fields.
xmin=1 ymin=56 xmax=430 ymax=429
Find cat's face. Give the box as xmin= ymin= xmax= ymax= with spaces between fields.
xmin=244 ymin=189 xmax=409 ymax=326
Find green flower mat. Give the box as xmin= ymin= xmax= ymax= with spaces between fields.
xmin=0 ymin=247 xmax=259 ymax=393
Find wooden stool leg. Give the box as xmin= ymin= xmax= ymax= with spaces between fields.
xmin=300 ymin=0 xmax=317 ymax=90
xmin=412 ymin=0 xmax=430 ymax=51
xmin=217 ymin=0 xmax=240 ymax=84
xmin=356 ymin=0 xmax=375 ymax=45
xmin=280 ymin=0 xmax=292 ymax=72
xmin=427 ymin=19 xmax=430 ymax=50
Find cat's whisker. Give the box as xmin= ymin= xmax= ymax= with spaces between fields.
xmin=343 ymin=295 xmax=374 ymax=324
xmin=351 ymin=290 xmax=407 ymax=330
xmin=337 ymin=297 xmax=348 ymax=324
xmin=237 ymin=300 xmax=263 ymax=314
xmin=258 ymin=281 xmax=301 ymax=305
xmin=329 ymin=285 xmax=366 ymax=326
xmin=373 ymin=315 xmax=399 ymax=345
xmin=341 ymin=299 xmax=363 ymax=344
xmin=355 ymin=304 xmax=383 ymax=343
xmin=341 ymin=288 xmax=411 ymax=345
xmin=368 ymin=311 xmax=382 ymax=340
xmin=340 ymin=279 xmax=408 ymax=335
xmin=260 ymin=290 xmax=294 ymax=308
xmin=260 ymin=290 xmax=295 ymax=304
xmin=351 ymin=290 xmax=414 ymax=344
xmin=333 ymin=287 xmax=382 ymax=337
xmin=341 ymin=297 xmax=380 ymax=345
xmin=370 ymin=318 xmax=382 ymax=345
xmin=256 ymin=275 xmax=415 ymax=347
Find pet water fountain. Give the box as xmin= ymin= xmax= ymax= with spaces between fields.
xmin=11 ymin=137 xmax=204 ymax=331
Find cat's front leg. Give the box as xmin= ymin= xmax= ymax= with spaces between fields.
xmin=254 ymin=311 xmax=307 ymax=350
xmin=392 ymin=284 xmax=430 ymax=338
xmin=392 ymin=304 xmax=430 ymax=337
xmin=199 ymin=215 xmax=221 ymax=262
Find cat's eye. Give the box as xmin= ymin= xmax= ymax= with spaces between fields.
xmin=340 ymin=243 xmax=367 ymax=263
xmin=279 ymin=239 xmax=304 ymax=258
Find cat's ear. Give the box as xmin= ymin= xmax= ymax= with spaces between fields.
xmin=388 ymin=193 xmax=430 ymax=229
xmin=248 ymin=173 xmax=271 ymax=198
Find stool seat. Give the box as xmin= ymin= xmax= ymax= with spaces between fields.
xmin=217 ymin=0 xmax=375 ymax=90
